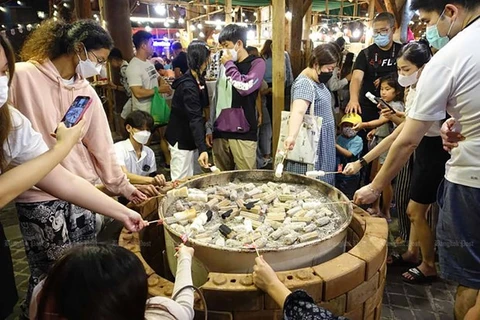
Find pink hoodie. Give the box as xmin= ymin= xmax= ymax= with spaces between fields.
xmin=10 ymin=60 xmax=135 ymax=203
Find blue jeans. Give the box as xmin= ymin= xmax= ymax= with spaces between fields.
xmin=437 ymin=179 xmax=480 ymax=289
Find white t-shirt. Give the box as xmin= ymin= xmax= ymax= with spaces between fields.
xmin=405 ymin=87 xmax=442 ymax=137
xmin=114 ymin=139 xmax=156 ymax=176
xmin=3 ymin=107 xmax=49 ymax=169
xmin=125 ymin=57 xmax=159 ymax=113
xmin=407 ymin=19 xmax=480 ymax=188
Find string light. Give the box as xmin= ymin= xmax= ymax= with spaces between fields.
xmin=199 ymin=31 xmax=205 ymax=38
xmin=37 ymin=11 xmax=45 ymax=19
xmin=63 ymin=3 xmax=69 ymax=8
xmin=352 ymin=28 xmax=361 ymax=38
xmin=17 ymin=1 xmax=23 ymax=5
xmin=285 ymin=11 xmax=292 ymax=20
xmin=190 ymin=24 xmax=196 ymax=31
xmin=178 ymin=17 xmax=185 ymax=24
xmin=155 ymin=4 xmax=166 ymax=16
xmin=175 ymin=32 xmax=180 ymax=37
xmin=164 ymin=21 xmax=170 ymax=27
xmin=197 ymin=23 xmax=203 ymax=29
xmin=0 ymin=7 xmax=6 ymax=12
xmin=247 ymin=30 xmax=255 ymax=40
xmin=145 ymin=25 xmax=152 ymax=32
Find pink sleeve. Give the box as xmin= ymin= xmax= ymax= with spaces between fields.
xmin=81 ymin=96 xmax=135 ymax=197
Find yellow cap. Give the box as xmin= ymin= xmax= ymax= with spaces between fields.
xmin=340 ymin=113 xmax=362 ymax=126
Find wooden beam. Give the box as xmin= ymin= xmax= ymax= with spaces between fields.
xmin=385 ymin=0 xmax=401 ymax=27
xmin=302 ymin=0 xmax=313 ymax=18
xmin=225 ymin=0 xmax=232 ymax=23
xmin=366 ymin=0 xmax=376 ymax=45
xmin=289 ymin=0 xmax=303 ymax=78
xmin=303 ymin=2 xmax=313 ymax=68
xmin=375 ymin=0 xmax=385 ymax=13
xmin=272 ymin=0 xmax=285 ymax=156
xmin=74 ymin=0 xmax=92 ymax=19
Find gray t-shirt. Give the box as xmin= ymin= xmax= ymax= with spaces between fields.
xmin=125 ymin=57 xmax=159 ymax=113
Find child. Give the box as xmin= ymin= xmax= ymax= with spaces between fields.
xmin=336 ymin=113 xmax=364 ymax=199
xmin=114 ymin=111 xmax=166 ymax=198
xmin=353 ymin=75 xmax=404 ymax=221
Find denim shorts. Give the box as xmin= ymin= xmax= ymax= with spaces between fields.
xmin=437 ymin=179 xmax=480 ymax=289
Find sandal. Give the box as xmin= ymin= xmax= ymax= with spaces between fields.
xmin=387 ymin=252 xmax=419 ymax=268
xmin=402 ymin=267 xmax=437 ymax=284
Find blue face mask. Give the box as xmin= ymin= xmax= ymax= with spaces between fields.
xmin=426 ymin=9 xmax=455 ymax=50
xmin=374 ymin=34 xmax=390 ymax=48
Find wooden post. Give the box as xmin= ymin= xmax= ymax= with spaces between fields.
xmin=289 ymin=0 xmax=303 ymax=78
xmin=225 ymin=0 xmax=232 ymax=24
xmin=256 ymin=8 xmax=261 ymax=45
xmin=186 ymin=4 xmax=193 ymax=42
xmin=303 ymin=2 xmax=313 ymax=65
xmin=74 ymin=0 xmax=92 ymax=19
xmin=272 ymin=0 xmax=286 ymax=156
xmin=366 ymin=0 xmax=376 ymax=45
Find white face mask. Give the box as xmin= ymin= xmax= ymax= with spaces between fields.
xmin=132 ymin=130 xmax=151 ymax=145
xmin=398 ymin=70 xmax=419 ymax=88
xmin=76 ymin=47 xmax=101 ymax=79
xmin=99 ymin=65 xmax=108 ymax=79
xmin=224 ymin=44 xmax=238 ymax=62
xmin=0 ymin=76 xmax=8 ymax=108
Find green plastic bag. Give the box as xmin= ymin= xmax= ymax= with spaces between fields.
xmin=151 ymin=87 xmax=170 ymax=125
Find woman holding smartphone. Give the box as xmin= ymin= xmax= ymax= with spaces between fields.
xmin=0 ymin=34 xmax=147 ymax=319
xmin=8 ymin=19 xmax=150 ymax=316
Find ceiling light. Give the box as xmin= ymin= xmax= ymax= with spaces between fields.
xmin=145 ymin=25 xmax=152 ymax=32
xmin=155 ymin=4 xmax=166 ymax=16
xmin=178 ymin=17 xmax=185 ymax=24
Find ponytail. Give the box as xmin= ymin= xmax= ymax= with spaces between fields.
xmin=187 ymin=40 xmax=211 ymax=82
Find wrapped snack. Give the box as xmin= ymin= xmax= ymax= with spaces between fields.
xmin=292 ymin=216 xmax=313 ymax=223
xmin=255 ymin=237 xmax=268 ymax=249
xmin=270 ymin=228 xmax=286 ymax=240
xmin=246 ymin=188 xmax=262 ymax=198
xmin=206 ymin=198 xmax=219 ymax=210
xmin=252 ymin=192 xmax=267 ymax=200
xmin=267 ymin=220 xmax=283 ymax=230
xmin=283 ymin=234 xmax=298 ymax=245
xmin=302 ymin=202 xmax=320 ymax=210
xmin=304 ymin=210 xmax=316 ymax=218
xmin=244 ymin=183 xmax=256 ymax=190
xmin=251 ymin=220 xmax=263 ymax=229
xmin=205 ymin=187 xmax=216 ymax=194
xmin=229 ymin=189 xmax=239 ymax=201
xmin=219 ymin=224 xmax=235 ymax=239
xmin=262 ymin=193 xmax=277 ymax=204
xmin=240 ymin=211 xmax=262 ymax=221
xmin=226 ymin=239 xmax=242 ymax=247
xmin=283 ymin=217 xmax=292 ymax=225
xmin=217 ymin=199 xmax=231 ymax=208
xmin=287 ymin=206 xmax=303 ymax=216
xmin=293 ymin=210 xmax=306 ymax=218
xmin=174 ymin=208 xmax=197 ymax=222
xmin=297 ymin=190 xmax=312 ymax=199
xmin=299 ymin=231 xmax=319 ymax=243
xmin=261 ymin=184 xmax=274 ymax=194
xmin=282 ymin=186 xmax=291 ymax=194
xmin=279 ymin=194 xmax=296 ymax=202
xmin=316 ymin=217 xmax=331 ymax=227
xmin=163 ymin=216 xmax=177 ymax=225
xmin=267 ymin=182 xmax=278 ymax=189
xmin=288 ymin=222 xmax=307 ymax=231
xmin=167 ymin=186 xmax=189 ymax=198
xmin=303 ymin=223 xmax=317 ymax=233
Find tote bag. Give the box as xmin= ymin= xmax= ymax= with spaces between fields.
xmin=151 ymin=87 xmax=170 ymax=125
xmin=277 ymin=80 xmax=323 ymax=165
xmin=214 ymin=65 xmax=233 ymax=117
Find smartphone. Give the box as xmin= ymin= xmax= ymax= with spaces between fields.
xmin=377 ymin=98 xmax=397 ymax=114
xmin=365 ymin=92 xmax=396 ymax=114
xmin=61 ymin=96 xmax=92 ymax=128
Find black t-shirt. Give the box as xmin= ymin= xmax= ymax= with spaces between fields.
xmin=354 ymin=42 xmax=403 ymax=109
xmin=172 ymin=51 xmax=189 ymax=75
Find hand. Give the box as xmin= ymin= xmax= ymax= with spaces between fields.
xmin=122 ymin=209 xmax=148 ymax=232
xmin=128 ymin=188 xmax=148 ymax=204
xmin=198 ymin=151 xmax=209 ymax=168
xmin=374 ymin=78 xmax=381 ymax=88
xmin=380 ymin=108 xmax=395 ymax=120
xmin=206 ymin=134 xmax=213 ymax=148
xmin=54 ymin=120 xmax=85 ymax=149
xmin=135 ymin=184 xmax=160 ymax=197
xmin=345 ymin=73 xmax=352 ymax=82
xmin=284 ymin=136 xmax=296 ymax=151
xmin=353 ymin=184 xmax=381 ymax=205
xmin=440 ymin=118 xmax=465 ymax=152
xmin=343 ymin=161 xmax=362 ymax=176
xmin=153 ymin=174 xmax=166 ymax=186
xmin=159 ymin=84 xmax=173 ymax=96
xmin=346 ymin=100 xmax=362 ymax=114
xmin=253 ymin=256 xmax=282 ymax=293
xmin=353 ymin=122 xmax=364 ymax=131
xmin=221 ymin=50 xmax=232 ymax=65
xmin=367 ymin=129 xmax=376 ymax=141
xmin=257 ymin=114 xmax=263 ymax=127
xmin=175 ymin=244 xmax=194 ymax=258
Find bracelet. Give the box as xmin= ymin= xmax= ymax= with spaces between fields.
xmin=359 ymin=157 xmax=368 ymax=167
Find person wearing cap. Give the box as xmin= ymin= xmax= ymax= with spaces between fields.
xmin=171 ymin=41 xmax=189 ymax=79
xmin=335 ymin=113 xmax=363 ymax=199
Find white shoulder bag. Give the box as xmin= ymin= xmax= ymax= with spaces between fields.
xmin=277 ymin=80 xmax=323 ymax=165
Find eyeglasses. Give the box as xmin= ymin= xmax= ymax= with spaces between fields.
xmin=88 ymin=51 xmax=107 ymax=66
xmin=373 ymin=28 xmax=391 ymax=36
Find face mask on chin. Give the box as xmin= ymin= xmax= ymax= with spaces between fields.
xmin=132 ymin=130 xmax=151 ymax=145
xmin=0 ymin=76 xmax=9 ymax=108
xmin=76 ymin=46 xmax=101 ymax=79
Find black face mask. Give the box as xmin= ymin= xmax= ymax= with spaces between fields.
xmin=318 ymin=72 xmax=333 ymax=84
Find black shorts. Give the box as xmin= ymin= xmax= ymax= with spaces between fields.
xmin=410 ymin=136 xmax=450 ymax=204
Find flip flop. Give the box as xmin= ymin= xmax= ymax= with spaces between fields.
xmin=402 ymin=267 xmax=438 ymax=284
xmin=387 ymin=252 xmax=419 ymax=268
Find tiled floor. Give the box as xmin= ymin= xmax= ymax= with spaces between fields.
xmin=1 ymin=184 xmax=457 ymax=320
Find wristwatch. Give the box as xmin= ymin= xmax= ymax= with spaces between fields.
xmin=359 ymin=157 xmax=368 ymax=168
